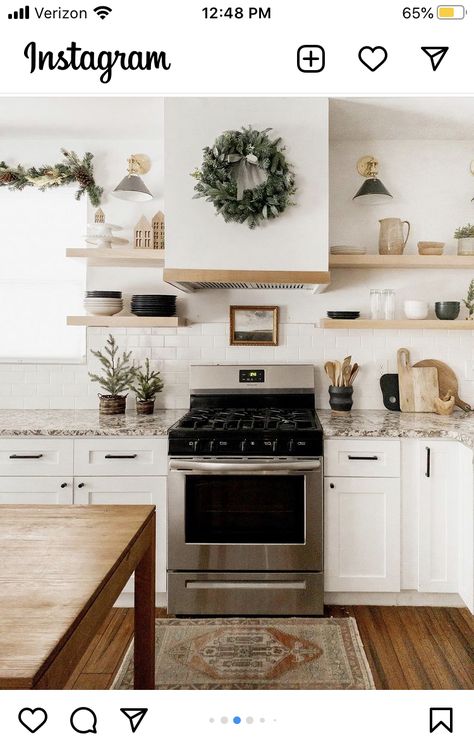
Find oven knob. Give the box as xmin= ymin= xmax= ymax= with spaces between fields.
xmin=185 ymin=439 xmax=198 ymax=453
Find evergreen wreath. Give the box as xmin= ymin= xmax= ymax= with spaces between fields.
xmin=0 ymin=149 xmax=103 ymax=206
xmin=192 ymin=126 xmax=296 ymax=229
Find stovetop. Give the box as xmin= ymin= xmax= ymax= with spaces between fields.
xmin=168 ymin=405 xmax=323 ymax=457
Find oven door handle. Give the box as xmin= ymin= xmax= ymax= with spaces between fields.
xmin=169 ymin=459 xmax=321 ymax=474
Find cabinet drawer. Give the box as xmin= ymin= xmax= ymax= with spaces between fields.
xmin=0 ymin=439 xmax=73 ymax=476
xmin=0 ymin=476 xmax=73 ymax=504
xmin=324 ymin=438 xmax=400 ymax=478
xmin=74 ymin=438 xmax=167 ymax=476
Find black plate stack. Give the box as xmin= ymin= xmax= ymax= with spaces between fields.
xmin=327 ymin=311 xmax=360 ymax=320
xmin=131 ymin=295 xmax=177 ymax=317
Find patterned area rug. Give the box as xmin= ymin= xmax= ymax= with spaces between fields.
xmin=113 ymin=618 xmax=375 ymax=689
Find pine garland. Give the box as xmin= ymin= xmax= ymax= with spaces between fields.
xmin=0 ymin=149 xmax=103 ymax=206
xmin=192 ymin=126 xmax=296 ymax=229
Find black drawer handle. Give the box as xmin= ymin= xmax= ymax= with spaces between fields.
xmin=9 ymin=454 xmax=44 ymax=460
xmin=347 ymin=455 xmax=379 ymax=461
xmin=104 ymin=454 xmax=138 ymax=460
xmin=425 ymin=446 xmax=431 ymax=478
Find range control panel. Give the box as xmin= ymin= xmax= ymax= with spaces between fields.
xmin=239 ymin=370 xmax=265 ymax=383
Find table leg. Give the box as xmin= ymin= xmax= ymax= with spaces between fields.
xmin=134 ymin=513 xmax=156 ymax=689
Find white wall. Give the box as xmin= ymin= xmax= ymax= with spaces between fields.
xmin=0 ymin=99 xmax=472 ymax=412
xmin=165 ymin=97 xmax=328 ymax=271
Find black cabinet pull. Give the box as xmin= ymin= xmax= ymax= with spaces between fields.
xmin=78 ymin=482 xmax=85 ymax=489
xmin=329 ymin=483 xmax=335 ymax=489
xmin=347 ymin=455 xmax=379 ymax=461
xmin=9 ymin=454 xmax=44 ymax=460
xmin=104 ymin=454 xmax=138 ymax=460
xmin=60 ymin=483 xmax=68 ymax=489
xmin=425 ymin=447 xmax=431 ymax=478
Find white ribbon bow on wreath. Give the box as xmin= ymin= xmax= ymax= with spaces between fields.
xmin=228 ymin=151 xmax=268 ymax=200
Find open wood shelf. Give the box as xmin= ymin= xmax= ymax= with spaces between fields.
xmin=320 ymin=319 xmax=473 ymax=330
xmin=329 ymin=254 xmax=474 ymax=269
xmin=66 ymin=248 xmax=165 ymax=268
xmin=67 ymin=315 xmax=183 ymax=328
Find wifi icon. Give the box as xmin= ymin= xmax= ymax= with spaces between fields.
xmin=94 ymin=5 xmax=112 ymax=19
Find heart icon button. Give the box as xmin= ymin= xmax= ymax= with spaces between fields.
xmin=18 ymin=708 xmax=48 ymax=734
xmin=358 ymin=46 xmax=388 ymax=71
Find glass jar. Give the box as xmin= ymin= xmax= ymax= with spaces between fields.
xmin=382 ymin=289 xmax=396 ymax=320
xmin=370 ymin=290 xmax=383 ymax=320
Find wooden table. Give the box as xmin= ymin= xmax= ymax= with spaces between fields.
xmin=0 ymin=505 xmax=155 ymax=690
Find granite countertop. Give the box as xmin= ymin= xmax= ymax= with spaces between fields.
xmin=318 ymin=410 xmax=474 ymax=451
xmin=0 ymin=409 xmax=186 ymax=437
xmin=0 ymin=408 xmax=472 ymax=451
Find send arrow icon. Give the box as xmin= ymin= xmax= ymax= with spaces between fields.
xmin=120 ymin=708 xmax=148 ymax=733
xmin=421 ymin=46 xmax=449 ymax=71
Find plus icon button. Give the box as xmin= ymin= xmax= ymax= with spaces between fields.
xmin=297 ymin=45 xmax=326 ymax=73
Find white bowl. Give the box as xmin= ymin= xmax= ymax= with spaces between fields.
xmin=404 ymin=300 xmax=429 ymax=320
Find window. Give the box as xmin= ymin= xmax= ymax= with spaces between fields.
xmin=0 ymin=188 xmax=86 ymax=362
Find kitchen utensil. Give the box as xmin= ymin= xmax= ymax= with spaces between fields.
xmin=404 ymin=300 xmax=429 ymax=320
xmin=324 ymin=361 xmax=336 ymax=385
xmin=380 ymin=374 xmax=401 ymax=411
xmin=330 ymin=245 xmax=367 ymax=255
xmin=334 ymin=360 xmax=342 ymax=387
xmin=329 ymin=385 xmax=353 ymax=413
xmin=348 ymin=363 xmax=359 ymax=385
xmin=379 ymin=218 xmax=411 ymax=255
xmin=412 ymin=359 xmax=471 ymax=412
xmin=397 ymin=348 xmax=439 ymax=413
xmin=370 ymin=290 xmax=384 ymax=319
xmin=435 ymin=302 xmax=460 ymax=320
xmin=382 ymin=289 xmax=396 ymax=319
xmin=417 ymin=241 xmax=445 ymax=255
xmin=342 ymin=356 xmax=352 ymax=386
xmin=434 ymin=391 xmax=456 ymax=416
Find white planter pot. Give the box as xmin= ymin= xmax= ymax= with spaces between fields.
xmin=457 ymin=237 xmax=474 ymax=256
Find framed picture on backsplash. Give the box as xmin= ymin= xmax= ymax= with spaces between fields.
xmin=230 ymin=306 xmax=279 ymax=346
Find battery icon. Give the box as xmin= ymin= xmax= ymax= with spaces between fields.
xmin=437 ymin=5 xmax=466 ymax=18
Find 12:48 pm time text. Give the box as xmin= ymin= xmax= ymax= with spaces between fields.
xmin=202 ymin=7 xmax=271 ymax=19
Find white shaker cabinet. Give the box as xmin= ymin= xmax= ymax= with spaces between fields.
xmin=73 ymin=475 xmax=167 ymax=594
xmin=458 ymin=443 xmax=474 ymax=613
xmin=417 ymin=441 xmax=460 ymax=594
xmin=324 ymin=439 xmax=401 ymax=592
xmin=0 ymin=476 xmax=73 ymax=505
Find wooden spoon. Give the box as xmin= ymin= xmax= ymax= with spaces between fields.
xmin=349 ymin=363 xmax=359 ymax=385
xmin=334 ymin=360 xmax=342 ymax=387
xmin=324 ymin=361 xmax=335 ymax=385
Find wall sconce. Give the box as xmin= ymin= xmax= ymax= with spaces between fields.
xmin=113 ymin=154 xmax=154 ymax=202
xmin=353 ymin=155 xmax=393 ymax=205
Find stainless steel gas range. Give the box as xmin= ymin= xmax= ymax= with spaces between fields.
xmin=167 ymin=364 xmax=324 ymax=616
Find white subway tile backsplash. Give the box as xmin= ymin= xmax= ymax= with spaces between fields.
xmin=2 ymin=322 xmax=472 ymax=412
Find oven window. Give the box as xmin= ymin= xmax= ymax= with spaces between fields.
xmin=185 ymin=475 xmax=305 ymax=544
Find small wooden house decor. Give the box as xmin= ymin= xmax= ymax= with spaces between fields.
xmin=134 ymin=215 xmax=152 ymax=250
xmin=94 ymin=207 xmax=105 ymax=224
xmin=152 ymin=211 xmax=165 ymax=251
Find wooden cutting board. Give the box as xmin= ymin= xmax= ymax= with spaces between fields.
xmin=397 ymin=348 xmax=439 ymax=412
xmin=413 ymin=359 xmax=471 ymax=412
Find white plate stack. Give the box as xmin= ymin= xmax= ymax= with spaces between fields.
xmin=84 ymin=291 xmax=123 ymax=316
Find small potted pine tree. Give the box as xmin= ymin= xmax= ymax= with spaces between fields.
xmin=130 ymin=358 xmax=164 ymax=414
xmin=454 ymin=223 xmax=474 ymax=256
xmin=88 ymin=334 xmax=136 ymax=415
xmin=463 ymin=278 xmax=474 ymax=320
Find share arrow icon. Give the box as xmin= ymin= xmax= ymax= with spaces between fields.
xmin=120 ymin=708 xmax=148 ymax=733
xmin=421 ymin=46 xmax=449 ymax=71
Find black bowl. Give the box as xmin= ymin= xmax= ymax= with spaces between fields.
xmin=86 ymin=291 xmax=122 ymax=298
xmin=435 ymin=302 xmax=460 ymax=320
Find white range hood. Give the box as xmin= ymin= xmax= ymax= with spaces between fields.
xmin=164 ymin=97 xmax=330 ymax=292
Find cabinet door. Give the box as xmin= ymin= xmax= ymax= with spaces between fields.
xmin=325 ymin=477 xmax=400 ymax=592
xmin=73 ymin=476 xmax=166 ymax=594
xmin=458 ymin=444 xmax=474 ymax=612
xmin=418 ymin=441 xmax=458 ymax=593
xmin=0 ymin=476 xmax=73 ymax=504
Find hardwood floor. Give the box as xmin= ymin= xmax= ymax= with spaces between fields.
xmin=66 ymin=605 xmax=474 ymax=691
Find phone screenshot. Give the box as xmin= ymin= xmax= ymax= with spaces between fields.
xmin=0 ymin=1 xmax=472 ymax=740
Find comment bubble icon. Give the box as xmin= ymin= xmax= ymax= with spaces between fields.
xmin=70 ymin=708 xmax=98 ymax=735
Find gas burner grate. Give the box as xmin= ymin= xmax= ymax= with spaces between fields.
xmin=176 ymin=408 xmax=317 ymax=432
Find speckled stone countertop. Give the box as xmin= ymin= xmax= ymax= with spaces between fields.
xmin=0 ymin=408 xmax=472 ymax=450
xmin=0 ymin=409 xmax=186 ymax=437
xmin=318 ymin=410 xmax=474 ymax=452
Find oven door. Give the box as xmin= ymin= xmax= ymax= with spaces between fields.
xmin=168 ymin=458 xmax=322 ymax=572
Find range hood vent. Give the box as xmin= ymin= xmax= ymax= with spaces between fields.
xmin=163 ymin=269 xmax=331 ymax=293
